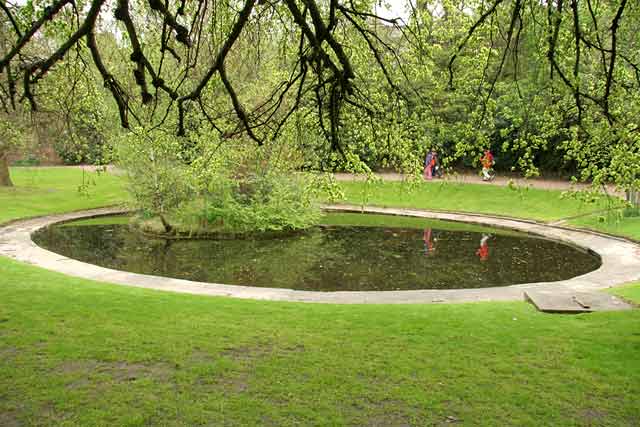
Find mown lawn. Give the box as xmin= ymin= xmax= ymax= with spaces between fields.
xmin=337 ymin=180 xmax=615 ymax=222
xmin=1 ymin=167 xmax=612 ymax=225
xmin=0 ymin=167 xmax=128 ymax=224
xmin=1 ymin=257 xmax=639 ymax=426
xmin=570 ymin=214 xmax=640 ymax=242
xmin=1 ymin=167 xmax=640 ymax=426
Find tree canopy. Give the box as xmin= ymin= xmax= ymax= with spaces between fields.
xmin=0 ymin=0 xmax=639 ymax=191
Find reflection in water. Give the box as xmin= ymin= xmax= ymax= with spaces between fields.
xmin=476 ymin=234 xmax=490 ymax=261
xmin=423 ymin=228 xmax=436 ymax=257
xmin=32 ymin=221 xmax=601 ymax=292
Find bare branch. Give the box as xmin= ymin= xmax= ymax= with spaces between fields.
xmin=219 ymin=65 xmax=261 ymax=144
xmin=0 ymin=2 xmax=22 ymax=38
xmin=87 ymin=31 xmax=131 ymax=128
xmin=0 ymin=0 xmax=73 ymax=72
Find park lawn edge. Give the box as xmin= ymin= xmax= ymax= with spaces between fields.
xmin=1 ymin=254 xmax=640 ymax=426
xmin=2 ymin=167 xmax=640 ymax=426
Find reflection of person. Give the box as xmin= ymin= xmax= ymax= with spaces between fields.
xmin=424 ymin=149 xmax=436 ymax=180
xmin=480 ymin=149 xmax=495 ymax=181
xmin=423 ymin=228 xmax=436 ymax=256
xmin=476 ymin=234 xmax=490 ymax=261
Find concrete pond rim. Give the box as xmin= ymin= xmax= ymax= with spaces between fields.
xmin=1 ymin=204 xmax=639 ymax=305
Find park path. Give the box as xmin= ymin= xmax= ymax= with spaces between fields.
xmin=51 ymin=163 xmax=627 ymax=207
xmin=60 ymin=164 xmax=620 ymax=195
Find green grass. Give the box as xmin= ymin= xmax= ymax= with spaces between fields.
xmin=1 ymin=167 xmax=640 ymax=425
xmin=1 ymin=257 xmax=639 ymax=426
xmin=570 ymin=214 xmax=640 ymax=241
xmin=0 ymin=167 xmax=128 ymax=224
xmin=610 ymin=282 xmax=640 ymax=304
xmin=1 ymin=168 xmax=612 ymax=226
xmin=337 ymin=180 xmax=614 ymax=222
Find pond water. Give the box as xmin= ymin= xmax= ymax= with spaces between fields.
xmin=32 ymin=213 xmax=601 ymax=291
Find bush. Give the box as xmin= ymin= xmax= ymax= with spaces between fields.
xmin=623 ymin=206 xmax=640 ymax=218
xmin=197 ymin=172 xmax=321 ymax=233
xmin=54 ymin=131 xmax=109 ymax=165
xmin=186 ymin=135 xmax=322 ymax=233
xmin=116 ymin=128 xmax=194 ymax=231
xmin=116 ymin=128 xmax=321 ymax=234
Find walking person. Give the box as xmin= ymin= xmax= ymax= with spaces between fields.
xmin=424 ymin=148 xmax=436 ymax=180
xmin=480 ymin=149 xmax=495 ymax=181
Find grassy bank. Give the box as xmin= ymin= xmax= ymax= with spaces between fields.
xmin=1 ymin=167 xmax=617 ymax=226
xmin=1 ymin=167 xmax=639 ymax=426
xmin=0 ymin=167 xmax=128 ymax=224
xmin=337 ymin=180 xmax=616 ymax=222
xmin=337 ymin=180 xmax=640 ymax=241
xmin=570 ymin=214 xmax=640 ymax=242
xmin=1 ymin=257 xmax=639 ymax=426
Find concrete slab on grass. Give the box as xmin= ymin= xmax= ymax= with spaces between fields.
xmin=525 ymin=290 xmax=633 ymax=313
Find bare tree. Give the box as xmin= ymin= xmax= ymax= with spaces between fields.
xmin=1 ymin=0 xmax=412 ymax=141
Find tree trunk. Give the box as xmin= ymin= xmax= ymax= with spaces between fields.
xmin=159 ymin=214 xmax=173 ymax=234
xmin=0 ymin=151 xmax=13 ymax=187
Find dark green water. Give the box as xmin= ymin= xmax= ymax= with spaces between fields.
xmin=32 ymin=214 xmax=600 ymax=291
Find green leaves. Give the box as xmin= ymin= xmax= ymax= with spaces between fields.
xmin=116 ymin=127 xmax=322 ymax=234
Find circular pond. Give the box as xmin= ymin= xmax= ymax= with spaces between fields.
xmin=31 ymin=213 xmax=600 ymax=291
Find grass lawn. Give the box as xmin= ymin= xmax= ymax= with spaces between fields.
xmin=609 ymin=282 xmax=640 ymax=304
xmin=0 ymin=167 xmax=128 ymax=224
xmin=1 ymin=257 xmax=639 ymax=426
xmin=1 ymin=167 xmax=640 ymax=426
xmin=58 ymin=215 xmax=132 ymax=227
xmin=337 ymin=180 xmax=615 ymax=222
xmin=1 ymin=167 xmax=611 ymax=225
xmin=570 ymin=214 xmax=640 ymax=242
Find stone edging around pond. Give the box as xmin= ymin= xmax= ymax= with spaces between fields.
xmin=0 ymin=205 xmax=639 ymax=305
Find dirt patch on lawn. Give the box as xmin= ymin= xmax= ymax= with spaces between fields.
xmin=59 ymin=359 xmax=175 ymax=389
xmin=0 ymin=409 xmax=22 ymax=427
xmin=362 ymin=412 xmax=412 ymax=427
xmin=0 ymin=346 xmax=18 ymax=360
xmin=220 ymin=343 xmax=274 ymax=362
xmin=205 ymin=346 xmax=265 ymax=394
xmin=578 ymin=408 xmax=609 ymax=426
xmin=187 ymin=347 xmax=219 ymax=365
xmin=221 ymin=342 xmax=305 ymax=361
xmin=215 ymin=372 xmax=250 ymax=393
xmin=189 ymin=343 xmax=307 ymax=396
xmin=347 ymin=397 xmax=418 ymax=427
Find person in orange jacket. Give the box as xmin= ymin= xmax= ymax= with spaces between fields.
xmin=480 ymin=149 xmax=495 ymax=181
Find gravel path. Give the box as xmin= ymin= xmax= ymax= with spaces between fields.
xmin=45 ymin=165 xmax=625 ymax=196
